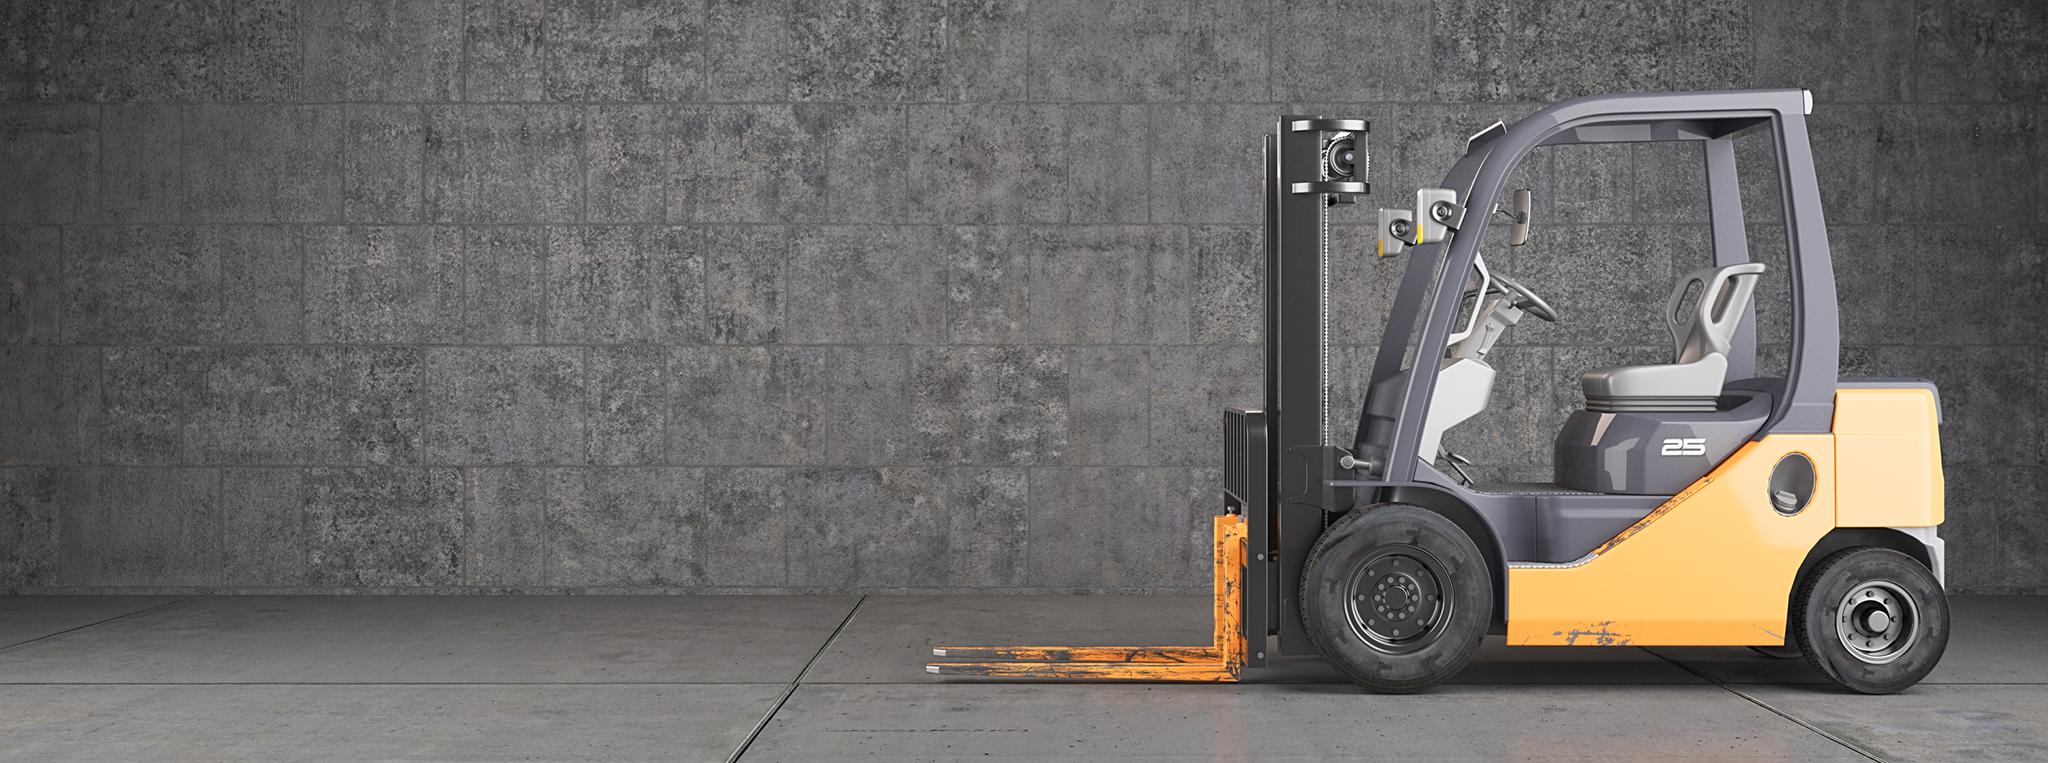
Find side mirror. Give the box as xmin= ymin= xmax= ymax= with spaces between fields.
xmin=1507 ymin=188 xmax=1533 ymax=247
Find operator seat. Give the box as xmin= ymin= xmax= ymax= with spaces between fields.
xmin=1580 ymin=263 xmax=1766 ymax=412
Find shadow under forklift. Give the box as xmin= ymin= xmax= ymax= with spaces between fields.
xmin=930 ymin=89 xmax=1949 ymax=694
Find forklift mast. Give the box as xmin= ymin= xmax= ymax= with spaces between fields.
xmin=1228 ymin=117 xmax=1372 ymax=663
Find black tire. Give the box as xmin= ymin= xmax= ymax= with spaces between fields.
xmin=1793 ymin=547 xmax=1948 ymax=694
xmin=1748 ymin=643 xmax=1803 ymax=660
xmin=1299 ymin=504 xmax=1491 ymax=694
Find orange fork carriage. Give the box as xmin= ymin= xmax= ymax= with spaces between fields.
xmin=925 ymin=513 xmax=1249 ymax=682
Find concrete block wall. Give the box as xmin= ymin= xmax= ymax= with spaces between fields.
xmin=1 ymin=0 xmax=2043 ymax=593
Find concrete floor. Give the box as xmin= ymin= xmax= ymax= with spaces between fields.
xmin=0 ymin=596 xmax=2042 ymax=761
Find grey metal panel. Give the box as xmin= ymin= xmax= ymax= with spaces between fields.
xmin=1769 ymin=112 xmax=1841 ymax=434
xmin=1705 ymin=138 xmax=1758 ymax=381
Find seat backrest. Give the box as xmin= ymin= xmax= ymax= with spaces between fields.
xmin=1667 ymin=263 xmax=1766 ymax=365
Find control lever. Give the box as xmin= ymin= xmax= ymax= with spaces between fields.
xmin=1439 ymin=449 xmax=1475 ymax=486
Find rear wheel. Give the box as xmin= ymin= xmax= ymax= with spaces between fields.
xmin=1794 ymin=547 xmax=1948 ymax=694
xmin=1300 ymin=504 xmax=1491 ymax=693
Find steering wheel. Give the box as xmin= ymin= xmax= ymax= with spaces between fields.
xmin=1468 ymin=273 xmax=1559 ymax=322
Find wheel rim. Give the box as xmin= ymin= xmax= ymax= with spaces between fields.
xmin=1835 ymin=580 xmax=1919 ymax=665
xmin=1343 ymin=545 xmax=1454 ymax=655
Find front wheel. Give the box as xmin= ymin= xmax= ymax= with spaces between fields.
xmin=1299 ymin=504 xmax=1491 ymax=694
xmin=1794 ymin=547 xmax=1949 ymax=694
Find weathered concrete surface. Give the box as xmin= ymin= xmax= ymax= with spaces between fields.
xmin=0 ymin=683 xmax=780 ymax=762
xmin=748 ymin=683 xmax=1864 ymax=761
xmin=0 ymin=595 xmax=856 ymax=684
xmin=0 ymin=596 xmax=177 ymax=648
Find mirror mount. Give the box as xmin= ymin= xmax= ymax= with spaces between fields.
xmin=1501 ymin=188 xmax=1533 ymax=246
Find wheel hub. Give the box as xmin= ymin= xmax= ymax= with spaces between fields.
xmin=1344 ymin=546 xmax=1452 ymax=654
xmin=1836 ymin=580 xmax=1918 ymax=665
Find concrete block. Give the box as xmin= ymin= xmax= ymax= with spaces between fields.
xmin=1942 ymin=466 xmax=2018 ymax=593
xmin=109 ymin=348 xmax=420 ymax=466
xmin=787 ymin=467 xmax=950 ymax=587
xmin=423 ymin=106 xmax=583 ymax=223
xmin=65 ymin=226 xmax=301 ymax=345
xmin=1755 ymin=0 xmax=1914 ymax=102
xmin=1825 ymin=225 xmax=1894 ymax=347
xmin=544 ymin=0 xmax=703 ymax=102
xmin=0 ymin=3 xmax=67 ymax=101
xmin=945 ymin=467 xmax=1029 ymax=587
xmin=1067 ymin=346 xmax=1151 ymax=466
xmin=0 ymin=106 xmax=94 ymax=223
xmin=1806 ymin=105 xmax=1883 ymax=226
xmin=1551 ymin=144 xmax=1633 ymax=224
xmin=1190 ymin=226 xmax=1261 ymax=345
xmin=799 ymin=0 xmax=1028 ymax=101
xmin=910 ymin=346 xmax=1068 ymax=466
xmin=307 ymin=225 xmax=542 ymax=343
xmin=1878 ymin=106 xmax=2040 ymax=225
xmin=196 ymin=1 xmax=306 ymax=102
xmin=1888 ymin=225 xmax=2039 ymax=347
xmin=1149 ymin=346 xmax=1260 ymax=466
xmin=304 ymin=0 xmax=462 ymax=102
xmin=461 ymin=0 xmax=547 ymax=101
xmin=703 ymin=0 xmax=794 ymax=101
xmin=546 ymin=467 xmax=704 ymax=586
xmin=703 ymin=225 xmax=787 ymax=344
xmin=585 ymin=106 xmax=678 ymax=224
xmin=0 ymin=226 xmax=60 ymax=344
xmin=1913 ymin=0 xmax=2048 ymax=105
xmin=47 ymin=2 xmax=302 ymax=101
xmin=461 ymin=467 xmax=546 ymax=586
xmin=344 ymin=106 xmax=427 ymax=223
xmin=1066 ymin=105 xmax=1150 ymax=224
xmin=1327 ymin=226 xmax=1407 ymax=345
xmin=454 ymin=226 xmax=547 ymax=343
xmin=907 ymin=105 xmax=1066 ymax=224
xmin=1632 ymin=142 xmax=1710 ymax=224
xmin=1149 ymin=104 xmax=1270 ymax=224
xmin=810 ymin=105 xmax=906 ymax=223
xmin=98 ymin=348 xmax=199 ymax=465
xmin=221 ymin=469 xmax=308 ymax=587
xmin=1026 ymin=226 xmax=1188 ymax=344
xmin=1509 ymin=0 xmax=1749 ymax=101
xmin=1026 ymin=467 xmax=1207 ymax=588
xmin=819 ymin=347 xmax=912 ymax=467
xmin=1030 ymin=0 xmax=1264 ymax=102
xmin=1516 ymin=224 xmax=1693 ymax=347
xmin=666 ymin=346 xmax=826 ymax=466
xmin=303 ymin=468 xmax=465 ymax=587
xmin=425 ymin=347 xmax=585 ymax=465
xmin=700 ymin=468 xmax=793 ymax=586
xmin=545 ymin=226 xmax=705 ymax=344
xmin=585 ymin=347 xmax=667 ymax=466
xmin=304 ymin=226 xmax=447 ymax=343
xmin=57 ymin=468 xmax=220 ymax=588
xmin=1273 ymin=0 xmax=1508 ymax=102
xmin=787 ymin=226 xmax=946 ymax=344
xmin=668 ymin=105 xmax=827 ymax=224
xmin=212 ymin=226 xmax=305 ymax=344
xmin=0 ymin=468 xmax=59 ymax=587
xmin=944 ymin=226 xmax=1030 ymax=344
xmin=184 ymin=106 xmax=342 ymax=223
xmin=97 ymin=105 xmax=182 ymax=222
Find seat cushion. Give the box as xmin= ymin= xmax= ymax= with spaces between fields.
xmin=1580 ymin=353 xmax=1728 ymax=401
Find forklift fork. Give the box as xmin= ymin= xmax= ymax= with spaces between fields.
xmin=926 ymin=513 xmax=1248 ymax=682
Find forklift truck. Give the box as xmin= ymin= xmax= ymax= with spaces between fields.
xmin=930 ymin=89 xmax=1949 ymax=694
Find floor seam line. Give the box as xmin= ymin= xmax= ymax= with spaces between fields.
xmin=727 ymin=594 xmax=865 ymax=763
xmin=1645 ymin=648 xmax=1884 ymax=762
xmin=0 ymin=596 xmax=201 ymax=656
